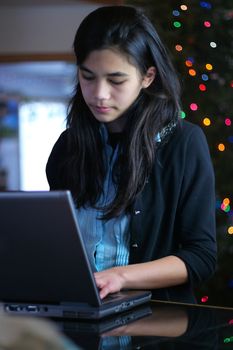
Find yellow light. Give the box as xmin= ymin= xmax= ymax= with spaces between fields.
xmin=189 ymin=69 xmax=196 ymax=76
xmin=206 ymin=63 xmax=213 ymax=71
xmin=228 ymin=226 xmax=233 ymax=235
xmin=203 ymin=117 xmax=211 ymax=126
xmin=218 ymin=143 xmax=225 ymax=151
xmin=223 ymin=198 xmax=230 ymax=205
xmin=180 ymin=5 xmax=188 ymax=11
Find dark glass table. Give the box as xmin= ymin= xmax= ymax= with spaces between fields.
xmin=1 ymin=300 xmax=233 ymax=349
xmin=57 ymin=300 xmax=233 ymax=349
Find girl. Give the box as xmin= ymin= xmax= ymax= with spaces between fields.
xmin=46 ymin=6 xmax=217 ymax=303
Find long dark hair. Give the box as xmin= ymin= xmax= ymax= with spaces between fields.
xmin=66 ymin=5 xmax=181 ymax=219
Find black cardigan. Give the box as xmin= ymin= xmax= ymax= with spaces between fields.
xmin=46 ymin=120 xmax=217 ymax=303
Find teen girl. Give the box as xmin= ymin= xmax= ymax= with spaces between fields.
xmin=46 ymin=6 xmax=217 ymax=303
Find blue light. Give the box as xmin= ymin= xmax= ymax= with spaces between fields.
xmin=172 ymin=10 xmax=180 ymax=16
xmin=200 ymin=1 xmax=212 ymax=9
xmin=202 ymin=74 xmax=209 ymax=81
xmin=187 ymin=57 xmax=195 ymax=63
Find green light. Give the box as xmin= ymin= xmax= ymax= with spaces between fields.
xmin=224 ymin=336 xmax=233 ymax=343
xmin=180 ymin=111 xmax=186 ymax=119
xmin=173 ymin=21 xmax=182 ymax=28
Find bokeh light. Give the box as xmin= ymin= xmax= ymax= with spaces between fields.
xmin=203 ymin=117 xmax=211 ymax=126
xmin=175 ymin=44 xmax=183 ymax=51
xmin=218 ymin=143 xmax=225 ymax=151
xmin=204 ymin=21 xmax=211 ymax=27
xmin=202 ymin=74 xmax=209 ymax=81
xmin=225 ymin=118 xmax=232 ymax=126
xmin=210 ymin=41 xmax=217 ymax=48
xmin=199 ymin=83 xmax=207 ymax=91
xmin=189 ymin=69 xmax=196 ymax=76
xmin=180 ymin=5 xmax=188 ymax=11
xmin=223 ymin=198 xmax=230 ymax=206
xmin=201 ymin=295 xmax=209 ymax=303
xmin=173 ymin=21 xmax=182 ymax=28
xmin=185 ymin=60 xmax=193 ymax=67
xmin=190 ymin=103 xmax=198 ymax=111
xmin=180 ymin=111 xmax=186 ymax=119
xmin=173 ymin=10 xmax=180 ymax=16
xmin=224 ymin=337 xmax=233 ymax=344
xmin=206 ymin=63 xmax=213 ymax=71
xmin=200 ymin=2 xmax=212 ymax=10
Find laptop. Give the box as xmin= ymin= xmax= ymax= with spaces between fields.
xmin=0 ymin=190 xmax=151 ymax=319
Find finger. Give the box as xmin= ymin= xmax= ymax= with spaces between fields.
xmin=99 ymin=286 xmax=111 ymax=299
xmin=94 ymin=277 xmax=106 ymax=289
xmin=93 ymin=273 xmax=104 ymax=287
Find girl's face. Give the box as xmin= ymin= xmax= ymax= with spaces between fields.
xmin=78 ymin=48 xmax=155 ymax=132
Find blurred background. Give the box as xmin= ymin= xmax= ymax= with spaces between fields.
xmin=0 ymin=0 xmax=232 ymax=307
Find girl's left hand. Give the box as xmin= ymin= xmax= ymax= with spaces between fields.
xmin=94 ymin=267 xmax=126 ymax=299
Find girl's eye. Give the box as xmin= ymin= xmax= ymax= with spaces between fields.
xmin=82 ymin=75 xmax=94 ymax=81
xmin=109 ymin=80 xmax=125 ymax=85
xmin=80 ymin=73 xmax=125 ymax=85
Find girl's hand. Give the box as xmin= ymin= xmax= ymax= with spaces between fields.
xmin=94 ymin=267 xmax=126 ymax=299
xmin=94 ymin=256 xmax=188 ymax=299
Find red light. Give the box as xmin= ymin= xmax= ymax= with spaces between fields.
xmin=190 ymin=103 xmax=198 ymax=111
xmin=204 ymin=21 xmax=211 ymax=28
xmin=201 ymin=296 xmax=209 ymax=303
xmin=199 ymin=83 xmax=207 ymax=91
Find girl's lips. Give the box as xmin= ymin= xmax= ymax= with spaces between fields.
xmin=92 ymin=106 xmax=112 ymax=113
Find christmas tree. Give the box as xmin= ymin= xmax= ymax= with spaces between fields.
xmin=126 ymin=0 xmax=233 ymax=306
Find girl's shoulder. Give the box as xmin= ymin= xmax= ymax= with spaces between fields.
xmin=47 ymin=129 xmax=70 ymax=165
xmin=163 ymin=119 xmax=206 ymax=145
xmin=157 ymin=119 xmax=209 ymax=158
xmin=176 ymin=119 xmax=208 ymax=147
xmin=52 ymin=129 xmax=70 ymax=153
xmin=178 ymin=119 xmax=204 ymax=134
xmin=56 ymin=129 xmax=69 ymax=144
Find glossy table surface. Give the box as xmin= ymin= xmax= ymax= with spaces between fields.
xmin=1 ymin=300 xmax=233 ymax=349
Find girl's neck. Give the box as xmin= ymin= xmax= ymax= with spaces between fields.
xmin=105 ymin=113 xmax=128 ymax=133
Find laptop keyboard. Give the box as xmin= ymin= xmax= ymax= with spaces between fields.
xmin=102 ymin=293 xmax=125 ymax=304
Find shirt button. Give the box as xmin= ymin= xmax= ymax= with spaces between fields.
xmin=134 ymin=210 xmax=141 ymax=215
xmin=132 ymin=243 xmax=138 ymax=248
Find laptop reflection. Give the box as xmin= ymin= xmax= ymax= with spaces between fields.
xmin=58 ymin=300 xmax=231 ymax=350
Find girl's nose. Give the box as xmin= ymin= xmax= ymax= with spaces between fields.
xmin=93 ymin=80 xmax=111 ymax=100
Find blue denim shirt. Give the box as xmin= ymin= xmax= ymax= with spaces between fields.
xmin=75 ymin=125 xmax=130 ymax=272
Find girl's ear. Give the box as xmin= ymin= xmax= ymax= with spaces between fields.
xmin=142 ymin=66 xmax=156 ymax=88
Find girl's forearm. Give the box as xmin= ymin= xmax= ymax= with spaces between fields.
xmin=119 ymin=255 xmax=188 ymax=290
